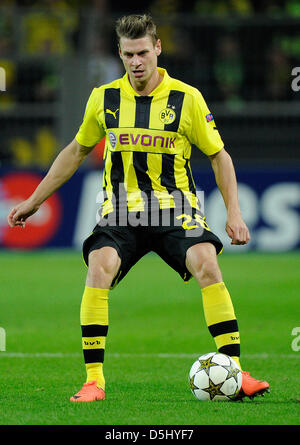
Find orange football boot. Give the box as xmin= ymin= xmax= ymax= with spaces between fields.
xmin=70 ymin=380 xmax=105 ymax=402
xmin=235 ymin=371 xmax=270 ymax=400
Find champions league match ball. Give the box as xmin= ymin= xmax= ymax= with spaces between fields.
xmin=189 ymin=352 xmax=242 ymax=401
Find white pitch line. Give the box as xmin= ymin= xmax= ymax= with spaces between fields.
xmin=0 ymin=352 xmax=299 ymax=359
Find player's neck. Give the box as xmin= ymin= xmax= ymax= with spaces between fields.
xmin=130 ymin=69 xmax=163 ymax=96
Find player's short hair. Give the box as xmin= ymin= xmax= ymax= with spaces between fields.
xmin=116 ymin=14 xmax=158 ymax=46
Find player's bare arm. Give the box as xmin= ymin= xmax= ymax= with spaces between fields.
xmin=7 ymin=138 xmax=95 ymax=228
xmin=209 ymin=148 xmax=250 ymax=245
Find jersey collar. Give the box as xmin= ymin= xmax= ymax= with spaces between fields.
xmin=121 ymin=67 xmax=170 ymax=97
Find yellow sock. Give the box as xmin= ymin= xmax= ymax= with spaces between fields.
xmin=80 ymin=286 xmax=109 ymax=389
xmin=231 ymin=356 xmax=242 ymax=370
xmin=201 ymin=282 xmax=242 ymax=370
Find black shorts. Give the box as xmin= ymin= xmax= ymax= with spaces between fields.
xmin=82 ymin=209 xmax=223 ymax=289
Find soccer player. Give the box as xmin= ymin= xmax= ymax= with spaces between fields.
xmin=8 ymin=14 xmax=269 ymax=402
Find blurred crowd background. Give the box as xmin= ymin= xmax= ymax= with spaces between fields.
xmin=0 ymin=0 xmax=299 ymax=169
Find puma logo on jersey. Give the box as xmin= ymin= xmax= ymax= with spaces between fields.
xmin=106 ymin=108 xmax=119 ymax=119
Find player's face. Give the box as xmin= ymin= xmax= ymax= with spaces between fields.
xmin=119 ymin=35 xmax=161 ymax=92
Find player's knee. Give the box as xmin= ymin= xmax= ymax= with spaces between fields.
xmin=186 ymin=244 xmax=222 ymax=287
xmin=197 ymin=259 xmax=222 ymax=286
xmin=87 ymin=247 xmax=121 ymax=287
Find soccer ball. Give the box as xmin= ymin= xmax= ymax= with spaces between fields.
xmin=189 ymin=352 xmax=242 ymax=401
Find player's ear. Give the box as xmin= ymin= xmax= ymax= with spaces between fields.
xmin=155 ymin=39 xmax=162 ymax=56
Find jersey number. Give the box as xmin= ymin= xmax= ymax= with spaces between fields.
xmin=176 ymin=213 xmax=211 ymax=231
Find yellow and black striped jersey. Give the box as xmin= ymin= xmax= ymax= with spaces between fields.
xmin=75 ymin=67 xmax=224 ymax=215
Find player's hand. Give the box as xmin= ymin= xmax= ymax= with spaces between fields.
xmin=7 ymin=199 xmax=40 ymax=228
xmin=225 ymin=215 xmax=250 ymax=245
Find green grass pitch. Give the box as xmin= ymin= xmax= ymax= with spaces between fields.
xmin=0 ymin=249 xmax=300 ymax=425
